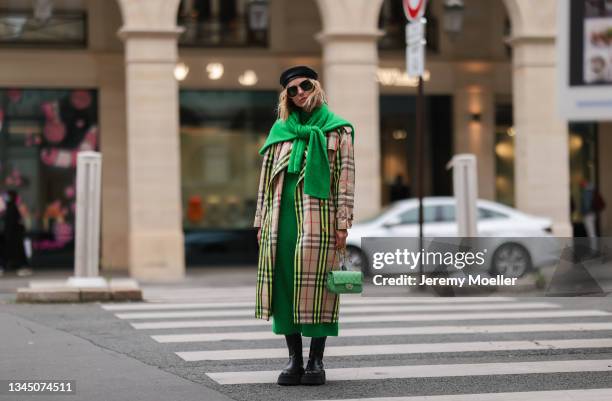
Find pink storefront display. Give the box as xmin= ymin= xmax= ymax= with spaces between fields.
xmin=0 ymin=88 xmax=99 ymax=266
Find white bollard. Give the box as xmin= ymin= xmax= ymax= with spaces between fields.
xmin=446 ymin=154 xmax=478 ymax=237
xmin=68 ymin=151 xmax=106 ymax=288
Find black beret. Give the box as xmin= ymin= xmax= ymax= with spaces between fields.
xmin=279 ymin=65 xmax=318 ymax=88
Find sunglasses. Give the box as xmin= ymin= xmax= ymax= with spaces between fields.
xmin=286 ymin=80 xmax=314 ymax=97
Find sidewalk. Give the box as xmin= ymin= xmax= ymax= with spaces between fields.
xmin=0 ymin=266 xmax=256 ymax=401
xmin=0 ymin=265 xmax=257 ymax=302
xmin=0 ymin=312 xmax=235 ymax=401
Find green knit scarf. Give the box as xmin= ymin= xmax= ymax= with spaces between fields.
xmin=258 ymin=103 xmax=354 ymax=199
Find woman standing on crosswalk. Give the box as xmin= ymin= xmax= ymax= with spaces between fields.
xmin=254 ymin=65 xmax=355 ymax=386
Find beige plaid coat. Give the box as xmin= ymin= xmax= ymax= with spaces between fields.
xmin=254 ymin=126 xmax=355 ymax=324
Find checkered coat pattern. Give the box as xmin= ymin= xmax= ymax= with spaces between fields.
xmin=254 ymin=126 xmax=355 ymax=324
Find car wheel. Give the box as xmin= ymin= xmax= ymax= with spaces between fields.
xmin=344 ymin=246 xmax=370 ymax=276
xmin=491 ymin=242 xmax=532 ymax=278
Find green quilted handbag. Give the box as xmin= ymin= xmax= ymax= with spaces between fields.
xmin=327 ymin=248 xmax=363 ymax=294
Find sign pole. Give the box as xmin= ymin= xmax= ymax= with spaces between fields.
xmin=403 ymin=0 xmax=427 ymax=289
xmin=416 ymin=73 xmax=424 ymax=289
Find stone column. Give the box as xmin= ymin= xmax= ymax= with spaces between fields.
xmin=99 ymin=55 xmax=129 ymax=272
xmin=315 ymin=0 xmax=384 ymax=222
xmin=88 ymin=0 xmax=130 ymax=272
xmin=506 ymin=0 xmax=572 ymax=236
xmin=116 ymin=0 xmax=185 ymax=281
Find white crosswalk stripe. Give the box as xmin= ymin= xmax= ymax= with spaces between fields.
xmin=151 ymin=322 xmax=612 ymax=343
xmin=100 ymin=296 xmax=518 ymax=311
xmin=129 ymin=309 xmax=611 ymax=329
xmin=114 ymin=302 xmax=559 ymax=320
xmin=308 ymin=388 xmax=612 ymax=401
xmin=205 ymin=359 xmax=612 ymax=384
xmin=176 ymin=338 xmax=612 ymax=361
xmin=100 ymin=295 xmax=612 ymax=400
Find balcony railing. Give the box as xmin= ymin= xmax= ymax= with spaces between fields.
xmin=178 ymin=1 xmax=268 ymax=48
xmin=0 ymin=9 xmax=86 ymax=48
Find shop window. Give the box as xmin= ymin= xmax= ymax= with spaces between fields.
xmin=494 ymin=103 xmax=514 ymax=207
xmin=380 ymin=95 xmax=452 ymax=207
xmin=0 ymin=3 xmax=87 ymax=48
xmin=0 ymin=88 xmax=98 ymax=267
xmin=378 ymin=0 xmax=439 ymax=53
xmin=495 ymin=111 xmax=600 ymax=234
xmin=178 ymin=0 xmax=268 ymax=47
xmin=179 ymin=90 xmax=277 ymax=230
xmin=569 ymin=123 xmax=599 ymax=231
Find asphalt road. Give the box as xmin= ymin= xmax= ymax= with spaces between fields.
xmin=2 ymin=268 xmax=612 ymax=401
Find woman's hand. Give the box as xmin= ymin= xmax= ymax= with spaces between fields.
xmin=257 ymin=228 xmax=261 ymax=244
xmin=336 ymin=229 xmax=348 ymax=249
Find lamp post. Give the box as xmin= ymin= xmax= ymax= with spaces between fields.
xmin=443 ymin=0 xmax=465 ymax=34
xmin=33 ymin=0 xmax=53 ymax=24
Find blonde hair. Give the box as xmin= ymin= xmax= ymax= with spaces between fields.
xmin=276 ymin=79 xmax=327 ymax=121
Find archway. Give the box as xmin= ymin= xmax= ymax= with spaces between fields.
xmin=314 ymin=0 xmax=569 ymax=234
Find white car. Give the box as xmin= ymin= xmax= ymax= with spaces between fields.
xmin=345 ymin=197 xmax=560 ymax=278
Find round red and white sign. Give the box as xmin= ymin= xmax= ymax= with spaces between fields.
xmin=402 ymin=0 xmax=426 ymax=21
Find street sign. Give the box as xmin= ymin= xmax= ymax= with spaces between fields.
xmin=405 ymin=20 xmax=426 ymax=78
xmin=406 ymin=20 xmax=424 ymax=45
xmin=402 ymin=0 xmax=426 ymax=22
xmin=407 ymin=41 xmax=425 ymax=78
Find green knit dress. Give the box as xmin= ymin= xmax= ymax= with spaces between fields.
xmin=271 ymin=169 xmax=339 ymax=337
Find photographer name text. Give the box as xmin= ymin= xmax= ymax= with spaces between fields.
xmin=372 ymin=274 xmax=518 ymax=287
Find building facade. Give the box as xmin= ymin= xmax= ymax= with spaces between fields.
xmin=0 ymin=0 xmax=610 ymax=280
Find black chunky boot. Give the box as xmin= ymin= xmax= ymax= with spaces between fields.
xmin=277 ymin=333 xmax=304 ymax=385
xmin=301 ymin=336 xmax=326 ymax=385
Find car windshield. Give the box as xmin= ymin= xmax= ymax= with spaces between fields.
xmin=357 ymin=202 xmax=404 ymax=224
